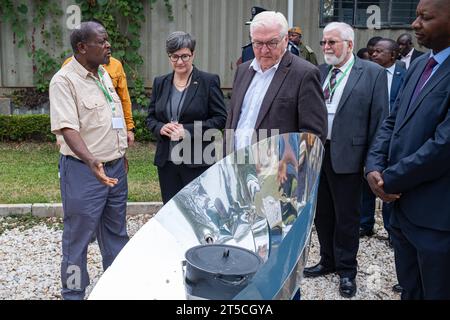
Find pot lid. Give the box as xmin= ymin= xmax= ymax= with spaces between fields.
xmin=185 ymin=244 xmax=262 ymax=276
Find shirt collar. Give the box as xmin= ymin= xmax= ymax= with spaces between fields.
xmin=405 ymin=48 xmax=414 ymax=58
xmin=430 ymin=46 xmax=450 ymax=66
xmin=334 ymin=54 xmax=355 ymax=73
xmin=70 ymin=56 xmax=100 ymax=79
xmin=386 ymin=63 xmax=396 ymax=74
xmin=249 ymin=49 xmax=286 ymax=73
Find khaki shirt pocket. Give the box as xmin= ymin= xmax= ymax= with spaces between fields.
xmin=81 ymin=97 xmax=109 ymax=127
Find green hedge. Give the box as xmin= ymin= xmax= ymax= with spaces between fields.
xmin=0 ymin=114 xmax=55 ymax=142
xmin=0 ymin=112 xmax=155 ymax=142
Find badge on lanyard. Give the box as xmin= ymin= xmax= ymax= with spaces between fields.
xmin=112 ymin=116 xmax=125 ymax=129
xmin=111 ymin=102 xmax=124 ymax=129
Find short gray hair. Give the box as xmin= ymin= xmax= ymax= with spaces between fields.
xmin=323 ymin=22 xmax=355 ymax=44
xmin=70 ymin=21 xmax=105 ymax=53
xmin=250 ymin=11 xmax=289 ymax=38
xmin=166 ymin=31 xmax=196 ymax=54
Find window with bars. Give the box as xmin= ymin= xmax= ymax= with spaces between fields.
xmin=320 ymin=0 xmax=419 ymax=28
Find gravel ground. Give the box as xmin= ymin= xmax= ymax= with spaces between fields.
xmin=0 ymin=211 xmax=399 ymax=300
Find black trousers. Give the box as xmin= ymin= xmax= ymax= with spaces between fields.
xmin=390 ymin=205 xmax=450 ymax=300
xmin=314 ymin=142 xmax=362 ymax=278
xmin=157 ymin=161 xmax=209 ymax=204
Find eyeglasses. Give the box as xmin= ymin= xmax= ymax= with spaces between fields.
xmin=319 ymin=40 xmax=348 ymax=47
xmin=168 ymin=54 xmax=192 ymax=62
xmin=252 ymin=38 xmax=282 ymax=50
xmin=86 ymin=39 xmax=110 ymax=47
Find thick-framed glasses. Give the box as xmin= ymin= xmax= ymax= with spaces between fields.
xmin=319 ymin=40 xmax=348 ymax=47
xmin=252 ymin=38 xmax=282 ymax=50
xmin=168 ymin=54 xmax=192 ymax=62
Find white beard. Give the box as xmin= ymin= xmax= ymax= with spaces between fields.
xmin=323 ymin=43 xmax=349 ymax=66
xmin=324 ymin=53 xmax=346 ymax=66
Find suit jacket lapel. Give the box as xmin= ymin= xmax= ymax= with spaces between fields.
xmin=336 ymin=57 xmax=363 ymax=115
xmin=398 ymin=55 xmax=450 ymax=131
xmin=254 ymin=52 xmax=292 ymax=129
xmin=178 ymin=67 xmax=200 ymax=120
xmin=390 ymin=64 xmax=403 ymax=106
xmin=231 ymin=66 xmax=256 ymax=129
xmin=319 ymin=64 xmax=331 ymax=84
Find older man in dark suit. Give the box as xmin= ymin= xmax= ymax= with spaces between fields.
xmin=225 ymin=11 xmax=327 ymax=153
xmin=303 ymin=22 xmax=388 ymax=298
xmin=366 ymin=0 xmax=450 ymax=300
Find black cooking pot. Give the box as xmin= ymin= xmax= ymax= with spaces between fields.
xmin=184 ymin=244 xmax=263 ymax=300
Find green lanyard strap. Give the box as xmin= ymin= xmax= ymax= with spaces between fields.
xmin=326 ymin=58 xmax=355 ymax=101
xmin=93 ymin=68 xmax=116 ymax=113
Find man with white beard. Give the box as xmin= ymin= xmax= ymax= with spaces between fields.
xmin=303 ymin=22 xmax=388 ymax=298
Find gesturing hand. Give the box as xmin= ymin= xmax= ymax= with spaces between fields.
xmin=88 ymin=159 xmax=119 ymax=187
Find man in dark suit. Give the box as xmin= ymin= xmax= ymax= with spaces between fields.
xmin=366 ymin=0 xmax=450 ymax=300
xmin=360 ymin=38 xmax=407 ymax=239
xmin=397 ymin=33 xmax=424 ymax=69
xmin=226 ymin=11 xmax=327 ymax=153
xmin=303 ymin=22 xmax=388 ymax=298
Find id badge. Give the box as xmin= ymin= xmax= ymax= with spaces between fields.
xmin=112 ymin=117 xmax=124 ymax=129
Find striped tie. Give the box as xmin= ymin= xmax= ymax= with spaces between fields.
xmin=324 ymin=68 xmax=341 ymax=101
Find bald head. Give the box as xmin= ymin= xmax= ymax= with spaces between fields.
xmin=412 ymin=0 xmax=450 ymax=52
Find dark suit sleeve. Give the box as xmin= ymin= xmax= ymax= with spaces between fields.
xmin=297 ymin=67 xmax=328 ymax=143
xmin=368 ymin=68 xmax=389 ymax=144
xmin=365 ymin=97 xmax=399 ymax=176
xmin=145 ymin=77 xmax=165 ymax=140
xmin=383 ymin=106 xmax=450 ymax=194
xmin=183 ymin=74 xmax=227 ymax=136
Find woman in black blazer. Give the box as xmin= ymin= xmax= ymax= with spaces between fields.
xmin=146 ymin=31 xmax=227 ymax=204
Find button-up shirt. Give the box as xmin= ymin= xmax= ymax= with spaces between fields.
xmin=50 ymin=57 xmax=128 ymax=162
xmin=235 ymin=57 xmax=281 ymax=150
xmin=385 ymin=63 xmax=396 ymax=103
xmin=401 ymin=48 xmax=415 ymax=69
xmin=322 ymin=55 xmax=354 ymax=140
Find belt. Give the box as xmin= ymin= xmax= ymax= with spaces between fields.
xmin=65 ymin=155 xmax=122 ymax=167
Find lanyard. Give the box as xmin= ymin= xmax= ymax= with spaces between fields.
xmin=325 ymin=58 xmax=355 ymax=102
xmin=93 ymin=68 xmax=116 ymax=113
xmin=169 ymin=70 xmax=193 ymax=122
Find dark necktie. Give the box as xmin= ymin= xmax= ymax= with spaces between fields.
xmin=410 ymin=57 xmax=438 ymax=105
xmin=324 ymin=68 xmax=341 ymax=102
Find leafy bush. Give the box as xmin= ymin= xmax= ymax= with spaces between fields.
xmin=0 ymin=114 xmax=155 ymax=142
xmin=0 ymin=115 xmax=55 ymax=142
xmin=133 ymin=111 xmax=156 ymax=142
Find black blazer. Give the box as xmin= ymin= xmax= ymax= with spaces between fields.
xmin=146 ymin=66 xmax=227 ymax=167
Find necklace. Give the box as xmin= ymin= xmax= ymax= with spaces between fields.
xmin=173 ymin=68 xmax=194 ymax=88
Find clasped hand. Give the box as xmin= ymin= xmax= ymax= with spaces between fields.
xmin=160 ymin=122 xmax=185 ymax=141
xmin=366 ymin=171 xmax=401 ymax=202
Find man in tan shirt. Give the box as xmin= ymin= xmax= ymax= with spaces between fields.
xmin=49 ymin=21 xmax=129 ymax=300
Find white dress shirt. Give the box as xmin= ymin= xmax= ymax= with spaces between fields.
xmin=235 ymin=58 xmax=281 ymax=150
xmin=322 ymin=55 xmax=355 ymax=140
xmin=385 ymin=63 xmax=395 ymax=104
xmin=401 ymin=48 xmax=415 ymax=69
